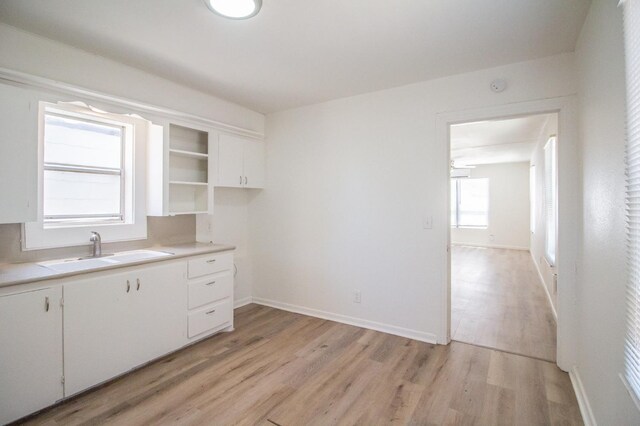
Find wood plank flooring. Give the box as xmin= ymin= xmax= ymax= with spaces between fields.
xmin=20 ymin=304 xmax=581 ymax=425
xmin=451 ymin=246 xmax=557 ymax=361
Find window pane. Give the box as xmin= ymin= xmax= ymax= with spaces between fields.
xmin=458 ymin=178 xmax=489 ymax=227
xmin=43 ymin=170 xmax=121 ymax=218
xmin=44 ymin=114 xmax=123 ymax=169
xmin=545 ymin=138 xmax=557 ymax=264
xmin=451 ymin=179 xmax=458 ymax=227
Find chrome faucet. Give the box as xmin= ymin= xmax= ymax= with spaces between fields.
xmin=90 ymin=231 xmax=102 ymax=258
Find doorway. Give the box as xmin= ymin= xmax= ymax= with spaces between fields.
xmin=448 ymin=112 xmax=559 ymax=362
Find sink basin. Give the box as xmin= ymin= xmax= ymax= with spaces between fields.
xmin=38 ymin=250 xmax=172 ymax=273
xmin=108 ymin=250 xmax=172 ymax=263
xmin=39 ymin=257 xmax=119 ymax=273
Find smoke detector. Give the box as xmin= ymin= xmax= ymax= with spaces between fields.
xmin=490 ymin=79 xmax=507 ymax=93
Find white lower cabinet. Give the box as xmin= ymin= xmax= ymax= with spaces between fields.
xmin=0 ymin=287 xmax=63 ymax=425
xmin=64 ymin=262 xmax=186 ymax=396
xmin=0 ymin=250 xmax=233 ymax=423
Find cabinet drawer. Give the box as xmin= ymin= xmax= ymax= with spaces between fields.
xmin=187 ymin=253 xmax=233 ymax=279
xmin=188 ymin=298 xmax=232 ymax=338
xmin=188 ymin=273 xmax=233 ymax=310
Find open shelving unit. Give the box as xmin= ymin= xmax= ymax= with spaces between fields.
xmin=168 ymin=124 xmax=209 ymax=215
xmin=147 ymin=122 xmax=213 ymax=216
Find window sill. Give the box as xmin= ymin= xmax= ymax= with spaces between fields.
xmin=451 ymin=226 xmax=489 ymax=230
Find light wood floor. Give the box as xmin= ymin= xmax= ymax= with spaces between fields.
xmin=451 ymin=246 xmax=557 ymax=362
xmin=21 ymin=304 xmax=581 ymax=425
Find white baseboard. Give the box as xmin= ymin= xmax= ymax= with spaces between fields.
xmin=452 ymin=242 xmax=529 ymax=251
xmin=251 ymin=297 xmax=438 ymax=344
xmin=570 ymin=365 xmax=597 ymax=426
xmin=530 ymin=252 xmax=558 ymax=321
xmin=233 ymin=296 xmax=253 ymax=309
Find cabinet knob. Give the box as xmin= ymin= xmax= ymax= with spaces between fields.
xmin=206 ymin=281 xmax=216 ymax=286
xmin=239 ymin=176 xmax=242 ymax=185
xmin=136 ymin=278 xmax=141 ymax=291
xmin=206 ymin=259 xmax=217 ymax=264
xmin=245 ymin=176 xmax=248 ymax=185
xmin=45 ymin=296 xmax=49 ymax=312
xmin=126 ymin=280 xmax=131 ymax=293
xmin=206 ymin=309 xmax=216 ymax=315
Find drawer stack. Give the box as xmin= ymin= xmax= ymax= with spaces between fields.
xmin=186 ymin=252 xmax=234 ymax=338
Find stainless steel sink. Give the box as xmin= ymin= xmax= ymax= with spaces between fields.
xmin=38 ymin=250 xmax=172 ymax=273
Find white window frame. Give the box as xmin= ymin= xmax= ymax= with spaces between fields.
xmin=22 ymin=102 xmax=148 ymax=250
xmin=530 ymin=164 xmax=536 ymax=234
xmin=623 ymin=0 xmax=640 ymax=409
xmin=42 ymin=111 xmax=127 ymax=225
xmin=544 ymin=137 xmax=557 ymax=265
xmin=450 ymin=177 xmax=490 ymax=229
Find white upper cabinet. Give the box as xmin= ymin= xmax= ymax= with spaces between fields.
xmin=0 ymin=83 xmax=38 ymax=224
xmin=147 ymin=121 xmax=214 ymax=216
xmin=0 ymin=287 xmax=63 ymax=425
xmin=217 ymin=134 xmax=265 ymax=189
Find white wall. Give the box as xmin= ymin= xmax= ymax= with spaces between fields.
xmin=530 ymin=114 xmax=559 ymax=313
xmin=574 ymin=1 xmax=640 ymax=424
xmin=212 ymin=189 xmax=258 ymax=306
xmin=0 ymin=24 xmax=264 ymax=306
xmin=451 ymin=162 xmax=530 ymax=250
xmin=250 ymin=53 xmax=577 ymax=343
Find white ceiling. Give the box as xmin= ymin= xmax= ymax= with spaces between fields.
xmin=451 ymin=113 xmax=555 ymax=166
xmin=0 ymin=1 xmax=590 ymax=113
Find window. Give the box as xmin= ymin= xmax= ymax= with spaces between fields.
xmin=23 ymin=102 xmax=148 ymax=250
xmin=530 ymin=165 xmax=536 ymax=233
xmin=623 ymin=0 xmax=640 ymax=406
xmin=451 ymin=178 xmax=489 ymax=228
xmin=43 ymin=113 xmax=125 ymax=225
xmin=544 ymin=137 xmax=557 ymax=265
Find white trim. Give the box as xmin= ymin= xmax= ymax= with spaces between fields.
xmin=451 ymin=242 xmax=529 ymax=251
xmin=531 ymin=251 xmax=558 ymax=321
xmin=570 ymin=366 xmax=597 ymax=426
xmin=252 ymin=297 xmax=438 ymax=344
xmin=233 ymin=296 xmax=253 ymax=309
xmin=0 ymin=67 xmax=263 ymax=140
xmin=620 ymin=373 xmax=640 ymax=413
xmin=437 ymin=95 xmax=579 ymax=371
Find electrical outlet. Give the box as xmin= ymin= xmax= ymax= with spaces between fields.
xmin=354 ymin=290 xmax=361 ymax=303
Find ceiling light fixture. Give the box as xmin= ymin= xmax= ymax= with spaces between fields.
xmin=204 ymin=0 xmax=262 ymax=19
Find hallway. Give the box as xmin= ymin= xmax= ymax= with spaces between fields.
xmin=451 ymin=245 xmax=557 ymax=362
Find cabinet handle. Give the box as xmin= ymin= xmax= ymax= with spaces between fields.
xmin=206 ymin=281 xmax=216 ymax=286
xmin=245 ymin=176 xmax=248 ymax=185
xmin=206 ymin=309 xmax=216 ymax=315
xmin=239 ymin=175 xmax=242 ymax=185
xmin=206 ymin=259 xmax=216 ymax=264
xmin=45 ymin=296 xmax=49 ymax=312
xmin=136 ymin=278 xmax=141 ymax=291
xmin=126 ymin=280 xmax=131 ymax=293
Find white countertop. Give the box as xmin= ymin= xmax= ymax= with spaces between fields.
xmin=0 ymin=242 xmax=235 ymax=289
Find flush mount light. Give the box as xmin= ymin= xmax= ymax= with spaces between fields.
xmin=204 ymin=0 xmax=262 ymax=19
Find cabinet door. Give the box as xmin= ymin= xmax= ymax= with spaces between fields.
xmin=0 ymin=287 xmax=63 ymax=424
xmin=0 ymin=84 xmax=38 ymax=223
xmin=243 ymin=140 xmax=265 ymax=189
xmin=217 ymin=134 xmax=245 ymax=188
xmin=130 ymin=262 xmax=186 ymax=365
xmin=64 ymin=271 xmax=136 ymax=396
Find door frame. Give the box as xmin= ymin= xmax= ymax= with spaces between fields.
xmin=436 ymin=96 xmax=579 ymax=372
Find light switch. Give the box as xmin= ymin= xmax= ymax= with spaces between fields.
xmin=423 ymin=215 xmax=433 ymax=229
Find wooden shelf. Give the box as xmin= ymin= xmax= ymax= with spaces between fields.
xmin=169 ymin=149 xmax=208 ymax=160
xmin=169 ymin=181 xmax=208 ymax=186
